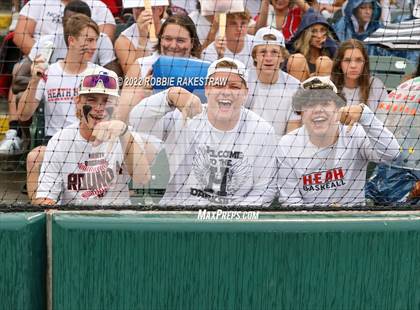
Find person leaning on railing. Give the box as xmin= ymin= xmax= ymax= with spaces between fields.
xmin=277 ymin=76 xmax=400 ymax=207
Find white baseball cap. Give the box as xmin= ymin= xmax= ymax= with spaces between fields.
xmin=206 ymin=57 xmax=248 ymax=86
xmin=79 ymin=67 xmax=120 ymax=97
xmin=302 ymin=76 xmax=338 ymax=93
xmin=123 ymin=0 xmax=169 ymax=8
xmin=251 ymin=27 xmax=285 ymax=52
xmin=293 ymin=76 xmax=345 ymax=112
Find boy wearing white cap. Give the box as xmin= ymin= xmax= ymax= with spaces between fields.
xmin=246 ymin=27 xmax=301 ymax=137
xmin=129 ymin=57 xmax=278 ymax=206
xmin=34 ymin=68 xmax=150 ymax=205
xmin=277 ymin=76 xmax=400 ymax=206
xmin=115 ymin=0 xmax=168 ymax=74
xmin=18 ymin=14 xmax=106 ymax=202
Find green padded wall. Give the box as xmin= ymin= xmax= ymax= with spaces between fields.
xmin=0 ymin=213 xmax=46 ymax=310
xmin=51 ymin=212 xmax=420 ymax=310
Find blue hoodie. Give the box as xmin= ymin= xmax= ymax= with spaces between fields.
xmin=286 ymin=8 xmax=339 ymax=58
xmin=333 ymin=0 xmax=382 ymax=42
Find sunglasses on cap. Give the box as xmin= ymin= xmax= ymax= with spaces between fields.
xmin=82 ymin=74 xmax=117 ymax=90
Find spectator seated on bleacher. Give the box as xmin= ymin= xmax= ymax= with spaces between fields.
xmin=114 ymin=0 xmax=168 ymax=74
xmin=17 ymin=14 xmax=107 ymax=203
xmin=253 ymin=0 xmax=310 ymax=41
xmin=119 ymin=14 xmax=202 ymax=118
xmin=129 ymin=58 xmax=278 ymax=206
xmin=13 ymin=0 xmax=116 ymax=55
xmin=331 ymin=39 xmax=387 ymax=111
xmin=277 ymin=76 xmax=400 ymax=207
xmin=333 ymin=0 xmax=384 ymax=56
xmin=245 ymin=27 xmax=302 ymax=137
xmin=34 ymin=67 xmax=151 ymax=206
xmin=362 ymin=5 xmax=420 ymax=62
xmin=28 ymin=1 xmax=121 ymax=79
xmin=188 ymin=1 xmax=258 ymax=49
xmin=285 ymin=8 xmax=339 ymax=81
xmin=0 ymin=0 xmax=117 ymax=157
xmin=0 ymin=1 xmax=122 ymax=156
xmin=366 ymin=56 xmax=420 ymax=205
xmin=202 ymin=10 xmax=255 ymax=68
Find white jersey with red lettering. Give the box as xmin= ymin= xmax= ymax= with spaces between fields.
xmin=129 ymin=89 xmax=278 ymax=206
xmin=35 ymin=61 xmax=101 ymax=136
xmin=277 ymin=106 xmax=400 ymax=206
xmin=36 ymin=123 xmax=132 ymax=205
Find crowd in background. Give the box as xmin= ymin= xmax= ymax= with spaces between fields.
xmin=0 ymin=0 xmax=418 ymax=206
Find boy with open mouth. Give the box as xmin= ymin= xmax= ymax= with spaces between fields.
xmin=129 ymin=57 xmax=278 ymax=206
xmin=277 ymin=76 xmax=400 ymax=207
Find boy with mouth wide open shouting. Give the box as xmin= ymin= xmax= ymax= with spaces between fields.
xmin=277 ymin=76 xmax=400 ymax=207
xmin=129 ymin=57 xmax=278 ymax=206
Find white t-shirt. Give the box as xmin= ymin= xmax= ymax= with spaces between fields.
xmin=188 ymin=10 xmax=212 ymax=45
xmin=36 ymin=123 xmax=131 ymax=205
xmin=277 ymin=106 xmax=400 ymax=207
xmin=342 ymin=77 xmax=388 ymax=112
xmin=29 ymin=33 xmax=116 ymax=66
xmin=19 ymin=0 xmax=115 ymax=40
xmin=245 ymin=69 xmax=301 ymax=137
xmin=202 ymin=34 xmax=255 ymax=68
xmin=129 ymin=89 xmax=278 ymax=206
xmin=35 ymin=61 xmax=99 ymax=136
xmin=120 ymin=23 xmax=156 ymax=54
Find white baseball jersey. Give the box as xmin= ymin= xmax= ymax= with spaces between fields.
xmin=35 ymin=61 xmax=100 ymax=136
xmin=277 ymin=106 xmax=400 ymax=206
xmin=36 ymin=123 xmax=132 ymax=205
xmin=19 ymin=0 xmax=115 ymax=40
xmin=129 ymin=89 xmax=278 ymax=206
xmin=245 ymin=69 xmax=301 ymax=137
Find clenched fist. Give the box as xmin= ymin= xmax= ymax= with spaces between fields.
xmin=339 ymin=103 xmax=364 ymax=132
xmin=92 ymin=120 xmax=128 ymax=146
